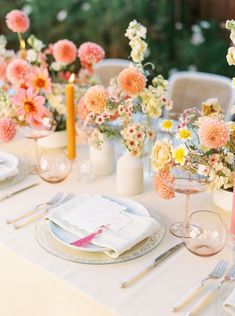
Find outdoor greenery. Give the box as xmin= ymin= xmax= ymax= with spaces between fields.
xmin=0 ymin=0 xmax=234 ymax=78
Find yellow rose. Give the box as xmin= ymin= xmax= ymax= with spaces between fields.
xmin=151 ymin=140 xmax=172 ymax=170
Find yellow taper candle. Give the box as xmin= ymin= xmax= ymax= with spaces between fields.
xmin=66 ymin=74 xmax=76 ymax=160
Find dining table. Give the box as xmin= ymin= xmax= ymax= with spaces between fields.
xmin=0 ymin=137 xmax=233 ymax=316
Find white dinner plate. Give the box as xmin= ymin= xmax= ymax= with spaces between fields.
xmin=47 ymin=195 xmax=150 ymax=253
xmin=0 ymin=152 xmax=19 ymax=182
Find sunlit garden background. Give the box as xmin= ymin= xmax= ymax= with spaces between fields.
xmin=0 ymin=0 xmax=235 ymax=78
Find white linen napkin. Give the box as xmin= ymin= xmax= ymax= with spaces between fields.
xmin=223 ymin=288 xmax=235 ymax=315
xmin=47 ymin=194 xmax=160 ymax=258
xmin=0 ymin=164 xmax=19 ymax=181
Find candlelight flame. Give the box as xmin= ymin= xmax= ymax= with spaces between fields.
xmin=69 ymin=73 xmax=75 ymax=83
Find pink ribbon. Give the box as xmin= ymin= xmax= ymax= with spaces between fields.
xmin=71 ymin=225 xmax=108 ymax=247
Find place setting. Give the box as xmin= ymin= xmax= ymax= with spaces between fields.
xmin=0 ymin=4 xmax=234 ymax=316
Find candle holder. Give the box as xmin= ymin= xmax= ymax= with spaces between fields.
xmin=77 ymin=159 xmax=94 ymax=183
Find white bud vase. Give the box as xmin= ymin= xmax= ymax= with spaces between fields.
xmin=116 ymin=152 xmax=143 ymax=196
xmin=89 ymin=137 xmax=115 ymax=176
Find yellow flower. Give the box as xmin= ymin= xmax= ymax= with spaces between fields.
xmin=233 ymin=78 xmax=235 ymax=88
xmin=151 ymin=139 xmax=172 ymax=170
xmin=172 ymin=146 xmax=188 ymax=166
xmin=161 ymin=119 xmax=173 ymax=132
xmin=201 ymin=98 xmax=222 ymax=116
xmin=176 ymin=129 xmax=192 ymax=141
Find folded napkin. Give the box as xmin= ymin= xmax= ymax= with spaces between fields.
xmin=0 ymin=164 xmax=19 ymax=181
xmin=47 ymin=194 xmax=160 ymax=258
xmin=223 ymin=288 xmax=235 ymax=315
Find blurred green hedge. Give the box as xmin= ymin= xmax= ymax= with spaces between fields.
xmin=0 ymin=0 xmax=233 ymax=78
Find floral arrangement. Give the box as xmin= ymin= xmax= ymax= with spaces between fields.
xmin=151 ymin=98 xmax=235 ymax=199
xmin=76 ymin=20 xmax=173 ymax=154
xmin=0 ymin=9 xmax=105 ymax=139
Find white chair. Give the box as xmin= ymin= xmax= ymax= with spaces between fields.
xmin=95 ymin=58 xmax=131 ymax=86
xmin=168 ymin=71 xmax=234 ymax=120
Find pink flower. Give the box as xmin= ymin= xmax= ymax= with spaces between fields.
xmin=29 ymin=67 xmax=51 ymax=93
xmin=53 ymin=40 xmax=77 ymax=65
xmin=198 ymin=117 xmax=230 ymax=149
xmin=0 ymin=59 xmax=7 ymax=80
xmin=0 ymin=118 xmax=16 ymax=142
xmin=78 ymin=42 xmax=105 ymax=73
xmin=153 ymin=171 xmax=175 ymax=200
xmin=13 ymin=88 xmax=50 ymax=127
xmin=84 ymin=85 xmax=107 ymax=114
xmin=77 ymin=97 xmax=91 ymax=122
xmin=6 ymin=59 xmax=30 ymax=84
xmin=6 ymin=10 xmax=30 ymax=33
xmin=118 ymin=68 xmax=146 ymax=96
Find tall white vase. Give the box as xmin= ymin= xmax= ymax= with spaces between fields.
xmin=116 ymin=152 xmax=143 ymax=196
xmin=89 ymin=137 xmax=115 ymax=176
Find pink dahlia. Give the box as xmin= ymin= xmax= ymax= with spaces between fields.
xmin=84 ymin=85 xmax=107 ymax=114
xmin=118 ymin=67 xmax=146 ymax=96
xmin=0 ymin=118 xmax=16 ymax=142
xmin=78 ymin=42 xmax=105 ymax=73
xmin=53 ymin=40 xmax=77 ymax=65
xmin=198 ymin=117 xmax=230 ymax=149
xmin=153 ymin=172 xmax=175 ymax=200
xmin=0 ymin=59 xmax=7 ymax=80
xmin=6 ymin=10 xmax=30 ymax=33
xmin=6 ymin=59 xmax=30 ymax=84
xmin=13 ymin=88 xmax=50 ymax=127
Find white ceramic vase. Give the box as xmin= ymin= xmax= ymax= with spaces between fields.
xmin=212 ymin=189 xmax=233 ymax=212
xmin=89 ymin=136 xmax=115 ymax=176
xmin=116 ymin=152 xmax=143 ymax=196
xmin=38 ymin=130 xmax=67 ymax=149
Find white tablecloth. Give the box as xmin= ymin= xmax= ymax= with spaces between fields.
xmin=0 ymin=139 xmax=232 ymax=316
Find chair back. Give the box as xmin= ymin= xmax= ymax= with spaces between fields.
xmin=169 ymin=71 xmax=234 ymax=120
xmin=95 ymin=58 xmax=130 ymax=86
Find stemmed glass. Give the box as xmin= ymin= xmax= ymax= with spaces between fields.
xmin=19 ymin=118 xmax=57 ymax=174
xmin=161 ymin=166 xmax=212 ymax=238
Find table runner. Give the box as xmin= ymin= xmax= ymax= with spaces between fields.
xmin=0 ymin=139 xmax=231 ymax=316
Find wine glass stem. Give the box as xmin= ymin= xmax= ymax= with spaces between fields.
xmin=183 ymin=193 xmax=190 ymax=228
xmin=34 ymin=139 xmax=39 ymax=173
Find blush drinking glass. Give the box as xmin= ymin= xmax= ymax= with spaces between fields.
xmin=19 ymin=118 xmax=57 ymax=174
xmin=161 ymin=167 xmax=212 ymax=238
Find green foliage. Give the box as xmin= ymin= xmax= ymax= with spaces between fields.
xmin=0 ymin=0 xmax=233 ymax=78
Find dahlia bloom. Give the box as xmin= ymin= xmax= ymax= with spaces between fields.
xmin=6 ymin=10 xmax=30 ymax=33
xmin=77 ymin=97 xmax=91 ymax=122
xmin=153 ymin=172 xmax=175 ymax=199
xmin=84 ymin=85 xmax=107 ymax=114
xmin=29 ymin=67 xmax=51 ymax=93
xmin=118 ymin=67 xmax=146 ymax=96
xmin=0 ymin=118 xmax=16 ymax=142
xmin=0 ymin=59 xmax=7 ymax=80
xmin=198 ymin=117 xmax=230 ymax=149
xmin=53 ymin=40 xmax=77 ymax=65
xmin=6 ymin=59 xmax=30 ymax=84
xmin=78 ymin=42 xmax=105 ymax=73
xmin=13 ymin=88 xmax=50 ymax=127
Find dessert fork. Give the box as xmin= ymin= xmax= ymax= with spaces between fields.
xmin=186 ymin=263 xmax=235 ymax=316
xmin=6 ymin=192 xmax=64 ymax=224
xmin=13 ymin=193 xmax=75 ymax=229
xmin=171 ymin=259 xmax=228 ymax=312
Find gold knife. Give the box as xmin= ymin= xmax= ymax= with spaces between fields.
xmin=120 ymin=242 xmax=184 ymax=288
xmin=0 ymin=182 xmax=39 ymax=201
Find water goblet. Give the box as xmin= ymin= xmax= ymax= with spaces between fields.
xmin=183 ymin=210 xmax=228 ymax=256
